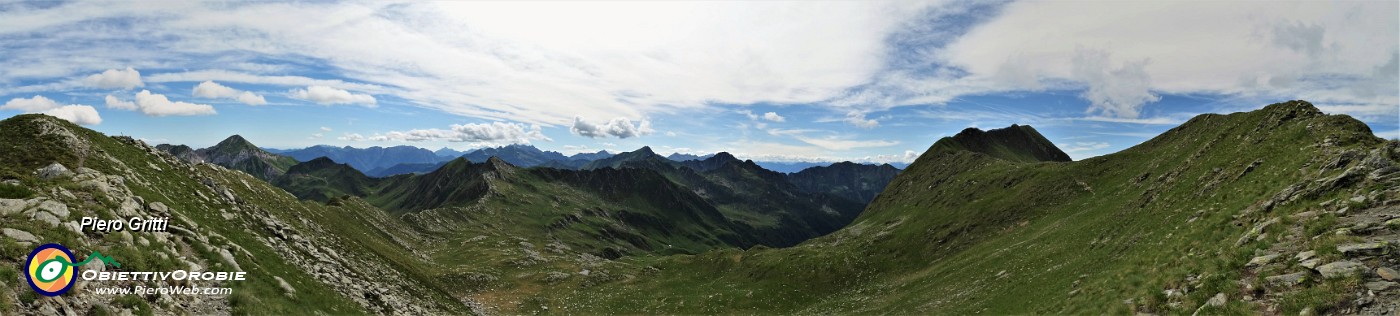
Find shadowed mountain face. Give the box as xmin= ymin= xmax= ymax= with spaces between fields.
xmin=461 ymin=144 xmax=571 ymax=167
xmin=787 ymin=161 xmax=902 ymax=203
xmin=273 ymin=157 xmax=380 ymax=202
xmin=157 ymin=135 xmax=300 ymax=181
xmin=282 ymin=145 xmax=444 ymax=172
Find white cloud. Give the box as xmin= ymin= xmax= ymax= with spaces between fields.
xmin=793 ymin=135 xmax=898 ymax=151
xmin=309 ymin=133 xmax=324 ymax=139
xmin=289 ymin=85 xmax=376 ymax=106
xmin=104 ymin=95 xmax=138 ymax=110
xmin=320 ymin=126 xmax=332 ymax=132
xmin=133 ymin=90 xmax=217 ymax=116
xmin=762 ymin=112 xmax=786 ymax=122
xmin=81 ymin=67 xmax=143 ymax=90
xmin=861 ymin=150 xmax=921 ymax=164
xmin=844 ymin=111 xmax=880 ymax=129
xmin=1070 ymin=48 xmax=1159 ymax=118
xmin=0 ymin=1 xmax=935 ymax=125
xmin=43 ymin=105 xmax=102 ymax=125
xmin=1 ymin=95 xmax=61 ymax=111
xmin=338 ymin=133 xmax=366 ymax=141
xmin=1 ymin=95 xmax=101 ymax=125
xmin=571 ymin=116 xmax=654 ymax=139
xmin=1060 ymin=142 xmax=1111 ymax=153
xmin=193 ymin=80 xmax=267 ymax=105
xmin=368 ymin=121 xmax=551 ymax=144
xmin=931 ymin=1 xmax=1397 ymax=118
xmin=1077 ymin=115 xmax=1183 ymax=125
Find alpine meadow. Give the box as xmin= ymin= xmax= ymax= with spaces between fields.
xmin=0 ymin=1 xmax=1397 ymax=315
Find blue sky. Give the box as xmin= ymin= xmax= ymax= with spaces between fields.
xmin=1 ymin=1 xmax=1396 ymax=163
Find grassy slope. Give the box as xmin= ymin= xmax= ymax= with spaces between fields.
xmin=0 ymin=115 xmax=470 ymax=314
xmin=525 ymin=101 xmax=1392 ymax=314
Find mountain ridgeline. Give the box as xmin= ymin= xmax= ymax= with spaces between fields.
xmin=537 ymin=100 xmax=1400 ymax=315
xmin=155 ymin=135 xmax=298 ymax=181
xmin=3 ymin=100 xmax=1394 ymax=315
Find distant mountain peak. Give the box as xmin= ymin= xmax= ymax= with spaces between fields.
xmin=635 ymin=146 xmax=655 ymax=155
xmin=933 ymin=124 xmax=1071 ymax=163
xmin=710 ymin=152 xmax=738 ymax=162
xmin=214 ymin=134 xmax=255 ymax=149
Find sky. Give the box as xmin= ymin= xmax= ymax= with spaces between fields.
xmin=0 ymin=0 xmax=1396 ymax=163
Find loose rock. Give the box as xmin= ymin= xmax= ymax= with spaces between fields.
xmin=1316 ymin=261 xmax=1368 ymax=279
xmin=2 ymin=228 xmax=38 ymax=243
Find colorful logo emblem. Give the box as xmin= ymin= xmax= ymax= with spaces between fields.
xmin=25 ymin=243 xmax=77 ymax=296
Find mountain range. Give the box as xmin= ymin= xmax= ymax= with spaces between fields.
xmin=2 ymin=100 xmax=1394 ymax=315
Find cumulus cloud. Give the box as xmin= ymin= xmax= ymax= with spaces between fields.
xmin=367 ymin=122 xmax=551 ymax=144
xmin=104 ymin=95 xmax=138 ymax=110
xmin=338 ymin=133 xmax=366 ymax=141
xmin=193 ymin=81 xmax=267 ymax=105
xmin=762 ymin=112 xmax=786 ymax=122
xmin=1 ymin=95 xmax=61 ymax=111
xmin=43 ymin=105 xmax=102 ymax=125
xmin=1 ymin=95 xmax=101 ymax=125
xmin=571 ymin=116 xmax=654 ymax=139
xmin=289 ymin=85 xmax=376 ymax=106
xmin=81 ymin=67 xmax=143 ymax=90
xmin=320 ymin=126 xmax=332 ymax=132
xmin=844 ymin=112 xmax=880 ymax=129
xmin=1071 ymin=48 xmax=1160 ymax=118
xmin=133 ymin=90 xmax=216 ymax=116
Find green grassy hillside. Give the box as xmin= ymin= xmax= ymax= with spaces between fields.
xmin=526 ymin=100 xmax=1398 ymax=315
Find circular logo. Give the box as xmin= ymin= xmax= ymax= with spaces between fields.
xmin=25 ymin=243 xmax=76 ymax=296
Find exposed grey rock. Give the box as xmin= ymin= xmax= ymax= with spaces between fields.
xmin=1191 ymin=293 xmax=1227 ymax=316
xmin=1365 ymin=281 xmax=1397 ymax=292
xmin=1300 ymin=258 xmax=1322 ymax=269
xmin=1236 ymin=217 xmax=1279 ymax=246
xmin=31 ymin=210 xmax=61 ymax=227
xmin=36 ymin=199 xmax=69 ymax=218
xmin=148 ymin=201 xmax=170 ymax=214
xmin=3 ymin=228 xmax=38 ymax=243
xmin=1247 ymin=254 xmax=1280 ymax=267
xmin=1337 ymin=242 xmax=1390 ymax=256
xmin=275 ymin=276 xmax=297 ymax=298
xmin=1378 ymin=267 xmax=1398 ymax=281
xmin=0 ymin=198 xmax=26 ymax=215
xmin=1265 ymin=272 xmax=1308 ymax=287
xmin=1295 ymin=250 xmax=1316 ymax=262
xmin=37 ymin=162 xmax=73 ymax=180
xmin=1317 ymin=261 xmax=1368 ymax=279
xmin=219 ymin=248 xmax=241 ymax=271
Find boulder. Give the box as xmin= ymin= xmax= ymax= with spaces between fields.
xmin=1316 ymin=261 xmax=1368 ymax=279
xmin=37 ymin=163 xmax=73 ymax=180
xmin=1337 ymin=242 xmax=1389 ymax=256
xmin=31 ymin=210 xmax=61 ymax=227
xmin=1247 ymin=254 xmax=1280 ymax=267
xmin=1364 ymin=281 xmax=1396 ymax=292
xmin=0 ymin=198 xmax=27 ymax=215
xmin=1295 ymin=250 xmax=1316 ymax=262
xmin=36 ymin=200 xmax=69 ymax=218
xmin=1264 ymin=272 xmax=1307 ymax=287
xmin=1377 ymin=267 xmax=1398 ymax=281
xmin=2 ymin=228 xmax=38 ymax=243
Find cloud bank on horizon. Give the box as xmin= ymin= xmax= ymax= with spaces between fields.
xmin=0 ymin=0 xmax=1395 ymax=162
